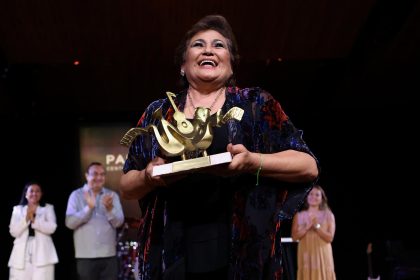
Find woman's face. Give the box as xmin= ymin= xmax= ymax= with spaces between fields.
xmin=307 ymin=188 xmax=322 ymax=207
xmin=182 ymin=29 xmax=233 ymax=88
xmin=25 ymin=184 xmax=42 ymax=205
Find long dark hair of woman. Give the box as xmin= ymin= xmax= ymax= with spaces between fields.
xmin=19 ymin=181 xmax=46 ymax=206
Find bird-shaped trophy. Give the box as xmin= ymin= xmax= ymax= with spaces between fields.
xmin=120 ymin=91 xmax=244 ymax=176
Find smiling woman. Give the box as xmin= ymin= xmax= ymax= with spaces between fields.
xmin=120 ymin=14 xmax=319 ymax=280
xmin=8 ymin=182 xmax=59 ymax=280
xmin=292 ymin=185 xmax=336 ymax=280
xmin=180 ymin=28 xmax=233 ymax=118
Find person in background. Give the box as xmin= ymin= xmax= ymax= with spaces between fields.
xmin=119 ymin=14 xmax=319 ymax=279
xmin=292 ymin=184 xmax=336 ymax=280
xmin=8 ymin=181 xmax=59 ymax=280
xmin=65 ymin=162 xmax=124 ymax=280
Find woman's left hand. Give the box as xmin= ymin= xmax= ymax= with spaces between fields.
xmin=202 ymin=144 xmax=260 ymax=177
xmin=227 ymin=143 xmax=260 ymax=173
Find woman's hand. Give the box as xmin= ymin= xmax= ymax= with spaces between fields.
xmin=203 ymin=143 xmax=260 ymax=177
xmin=204 ymin=144 xmax=260 ymax=177
xmin=121 ymin=156 xmax=177 ymax=200
xmin=26 ymin=204 xmax=37 ymax=222
xmin=144 ymin=156 xmax=167 ymax=188
xmin=227 ymin=143 xmax=260 ymax=174
xmin=149 ymin=157 xmax=188 ymax=186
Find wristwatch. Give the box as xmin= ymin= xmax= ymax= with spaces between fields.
xmin=314 ymin=223 xmax=321 ymax=229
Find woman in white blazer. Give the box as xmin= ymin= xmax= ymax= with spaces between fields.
xmin=8 ymin=181 xmax=59 ymax=280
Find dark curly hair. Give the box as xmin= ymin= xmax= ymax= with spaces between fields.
xmin=174 ymin=14 xmax=240 ymax=89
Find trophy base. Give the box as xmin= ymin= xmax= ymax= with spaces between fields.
xmin=152 ymin=152 xmax=232 ymax=177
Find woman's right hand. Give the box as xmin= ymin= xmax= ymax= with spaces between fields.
xmin=146 ymin=156 xmax=187 ymax=187
xmin=121 ymin=156 xmax=178 ymax=200
xmin=145 ymin=156 xmax=168 ymax=188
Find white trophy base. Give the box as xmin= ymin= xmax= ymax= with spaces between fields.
xmin=152 ymin=152 xmax=232 ymax=177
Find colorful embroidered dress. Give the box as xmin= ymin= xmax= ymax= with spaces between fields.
xmin=123 ymin=87 xmax=318 ymax=280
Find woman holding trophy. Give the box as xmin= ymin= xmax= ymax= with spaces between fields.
xmin=120 ymin=14 xmax=319 ymax=280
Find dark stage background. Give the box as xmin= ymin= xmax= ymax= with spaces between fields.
xmin=1 ymin=1 xmax=420 ymax=279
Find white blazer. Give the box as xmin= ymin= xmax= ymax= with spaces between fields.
xmin=8 ymin=204 xmax=59 ymax=269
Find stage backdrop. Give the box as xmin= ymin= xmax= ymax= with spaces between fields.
xmin=79 ymin=123 xmax=141 ymax=240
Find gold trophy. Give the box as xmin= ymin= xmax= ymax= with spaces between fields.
xmin=120 ymin=91 xmax=244 ymax=176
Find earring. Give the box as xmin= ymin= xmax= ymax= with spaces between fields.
xmin=180 ymin=69 xmax=185 ymax=77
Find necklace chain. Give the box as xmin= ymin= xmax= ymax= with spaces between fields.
xmin=188 ymin=87 xmax=225 ymax=111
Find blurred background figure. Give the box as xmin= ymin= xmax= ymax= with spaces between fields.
xmin=8 ymin=181 xmax=59 ymax=280
xmin=292 ymin=184 xmax=336 ymax=280
xmin=65 ymin=162 xmax=124 ymax=280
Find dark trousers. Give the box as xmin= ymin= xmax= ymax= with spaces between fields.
xmin=76 ymin=256 xmax=118 ymax=280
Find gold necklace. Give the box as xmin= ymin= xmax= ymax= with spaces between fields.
xmin=187 ymin=87 xmax=225 ymax=111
